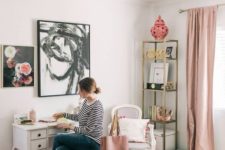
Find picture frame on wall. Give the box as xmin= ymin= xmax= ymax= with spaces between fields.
xmin=37 ymin=20 xmax=90 ymax=97
xmin=1 ymin=45 xmax=34 ymax=87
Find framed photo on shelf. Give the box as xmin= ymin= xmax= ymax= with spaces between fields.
xmin=166 ymin=46 xmax=173 ymax=59
xmin=37 ymin=20 xmax=90 ymax=97
xmin=149 ymin=62 xmax=169 ymax=84
xmin=1 ymin=45 xmax=34 ymax=88
xmin=164 ymin=42 xmax=177 ymax=59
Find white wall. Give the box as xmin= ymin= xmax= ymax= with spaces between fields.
xmin=5 ymin=0 xmax=225 ymax=149
xmin=0 ymin=0 xmax=151 ymax=149
xmin=150 ymin=0 xmax=225 ymax=149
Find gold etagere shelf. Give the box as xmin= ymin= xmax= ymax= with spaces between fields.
xmin=142 ymin=40 xmax=178 ymax=150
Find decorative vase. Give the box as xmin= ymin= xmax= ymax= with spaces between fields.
xmin=29 ymin=109 xmax=36 ymax=123
xmin=150 ymin=16 xmax=168 ymax=41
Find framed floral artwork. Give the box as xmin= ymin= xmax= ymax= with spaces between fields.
xmin=37 ymin=20 xmax=90 ymax=97
xmin=1 ymin=45 xmax=34 ymax=87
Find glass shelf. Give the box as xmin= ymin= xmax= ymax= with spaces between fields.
xmin=151 ymin=119 xmax=176 ymax=124
xmin=144 ymin=88 xmax=177 ymax=92
xmin=142 ymin=118 xmax=177 ymax=124
xmin=144 ymin=57 xmax=177 ymax=61
xmin=143 ymin=40 xmax=178 ymax=44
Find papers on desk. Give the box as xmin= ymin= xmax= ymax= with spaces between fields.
xmin=38 ymin=117 xmax=79 ymax=128
xmin=39 ymin=117 xmax=56 ymax=123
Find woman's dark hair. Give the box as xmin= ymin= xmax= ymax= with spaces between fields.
xmin=78 ymin=77 xmax=101 ymax=94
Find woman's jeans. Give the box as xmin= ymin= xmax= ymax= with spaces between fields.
xmin=53 ymin=133 xmax=100 ymax=150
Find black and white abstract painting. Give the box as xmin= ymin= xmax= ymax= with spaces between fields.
xmin=37 ymin=20 xmax=90 ymax=97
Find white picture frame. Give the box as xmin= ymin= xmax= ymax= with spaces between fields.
xmin=149 ymin=63 xmax=169 ymax=84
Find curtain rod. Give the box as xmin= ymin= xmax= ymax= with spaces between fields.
xmin=179 ymin=3 xmax=225 ymax=13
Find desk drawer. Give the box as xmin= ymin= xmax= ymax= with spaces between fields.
xmin=31 ymin=129 xmax=47 ymax=140
xmin=48 ymin=128 xmax=65 ymax=135
xmin=31 ymin=139 xmax=47 ymax=150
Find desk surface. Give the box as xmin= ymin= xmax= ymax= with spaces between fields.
xmin=13 ymin=122 xmax=58 ymax=130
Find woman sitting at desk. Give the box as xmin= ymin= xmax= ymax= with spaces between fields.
xmin=53 ymin=77 xmax=103 ymax=150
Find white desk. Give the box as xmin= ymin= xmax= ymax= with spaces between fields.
xmin=13 ymin=122 xmax=66 ymax=150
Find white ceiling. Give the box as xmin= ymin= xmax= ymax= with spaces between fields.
xmin=142 ymin=0 xmax=170 ymax=2
xmin=147 ymin=0 xmax=167 ymax=1
xmin=139 ymin=0 xmax=175 ymax=4
xmin=143 ymin=0 xmax=187 ymax=3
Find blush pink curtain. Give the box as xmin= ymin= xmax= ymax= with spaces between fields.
xmin=186 ymin=6 xmax=217 ymax=150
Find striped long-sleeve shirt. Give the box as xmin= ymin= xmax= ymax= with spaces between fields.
xmin=64 ymin=99 xmax=104 ymax=144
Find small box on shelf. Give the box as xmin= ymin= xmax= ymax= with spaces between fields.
xmin=146 ymin=82 xmax=176 ymax=91
xmin=147 ymin=83 xmax=164 ymax=90
xmin=163 ymin=82 xmax=176 ymax=91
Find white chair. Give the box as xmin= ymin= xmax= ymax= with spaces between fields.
xmin=108 ymin=104 xmax=156 ymax=150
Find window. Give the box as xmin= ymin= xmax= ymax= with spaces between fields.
xmin=213 ymin=27 xmax=225 ymax=109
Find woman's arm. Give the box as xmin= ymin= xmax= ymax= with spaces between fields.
xmin=63 ymin=113 xmax=79 ymax=121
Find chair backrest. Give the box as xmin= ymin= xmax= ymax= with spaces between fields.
xmin=111 ymin=104 xmax=142 ymax=120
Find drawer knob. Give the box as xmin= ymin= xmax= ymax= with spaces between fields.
xmin=38 ymin=144 xmax=42 ymax=148
xmin=38 ymin=133 xmax=41 ymax=137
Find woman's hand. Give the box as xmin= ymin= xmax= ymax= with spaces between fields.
xmin=57 ymin=123 xmax=74 ymax=130
xmin=52 ymin=112 xmax=65 ymax=120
